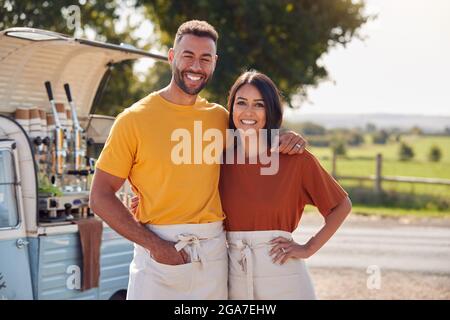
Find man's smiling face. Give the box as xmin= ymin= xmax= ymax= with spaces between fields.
xmin=169 ymin=34 xmax=218 ymax=96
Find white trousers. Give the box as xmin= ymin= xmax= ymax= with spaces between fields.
xmin=227 ymin=230 xmax=316 ymax=300
xmin=127 ymin=221 xmax=228 ymax=300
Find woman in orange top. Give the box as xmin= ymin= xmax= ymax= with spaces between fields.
xmin=219 ymin=70 xmax=351 ymax=300
xmin=131 ymin=70 xmax=352 ymax=300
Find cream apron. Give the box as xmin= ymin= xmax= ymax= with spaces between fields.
xmin=227 ymin=230 xmax=316 ymax=300
xmin=127 ymin=221 xmax=228 ymax=300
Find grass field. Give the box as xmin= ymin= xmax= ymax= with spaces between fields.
xmin=307 ymin=135 xmax=450 ymax=217
xmin=310 ymin=135 xmax=450 ymax=161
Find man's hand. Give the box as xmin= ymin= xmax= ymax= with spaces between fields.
xmin=150 ymin=238 xmax=190 ymax=265
xmin=130 ymin=195 xmax=139 ymax=214
xmin=129 ymin=196 xmax=189 ymax=265
xmin=90 ymin=169 xmax=189 ymax=266
xmin=273 ymin=130 xmax=307 ymax=154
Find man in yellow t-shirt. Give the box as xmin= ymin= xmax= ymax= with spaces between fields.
xmin=90 ymin=20 xmax=305 ymax=300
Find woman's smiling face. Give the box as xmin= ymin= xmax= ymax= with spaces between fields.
xmin=232 ymin=84 xmax=267 ymax=133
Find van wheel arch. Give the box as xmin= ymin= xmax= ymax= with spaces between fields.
xmin=109 ymin=289 xmax=127 ymax=300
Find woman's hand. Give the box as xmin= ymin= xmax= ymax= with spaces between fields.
xmin=129 ymin=195 xmax=139 ymax=214
xmin=269 ymin=236 xmax=312 ymax=265
xmin=274 ymin=130 xmax=307 ymax=154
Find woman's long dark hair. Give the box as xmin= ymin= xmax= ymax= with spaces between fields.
xmin=227 ymin=70 xmax=283 ymax=148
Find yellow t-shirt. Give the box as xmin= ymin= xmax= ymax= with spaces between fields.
xmin=95 ymin=92 xmax=229 ymax=224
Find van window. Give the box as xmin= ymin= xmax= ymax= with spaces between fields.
xmin=0 ymin=150 xmax=19 ymax=228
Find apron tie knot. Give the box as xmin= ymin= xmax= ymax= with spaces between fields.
xmin=235 ymin=240 xmax=254 ymax=299
xmin=175 ymin=233 xmax=206 ymax=265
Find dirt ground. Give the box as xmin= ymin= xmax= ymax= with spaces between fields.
xmin=310 ymin=267 xmax=450 ymax=300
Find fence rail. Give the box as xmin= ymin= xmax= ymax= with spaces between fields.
xmin=331 ymin=152 xmax=450 ymax=193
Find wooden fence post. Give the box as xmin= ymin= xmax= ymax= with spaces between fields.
xmin=375 ymin=153 xmax=383 ymax=194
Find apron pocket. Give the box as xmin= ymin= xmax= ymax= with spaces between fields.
xmin=192 ymin=259 xmax=228 ymax=299
xmin=145 ymin=254 xmax=194 ymax=292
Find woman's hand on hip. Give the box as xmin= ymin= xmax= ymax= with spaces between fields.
xmin=269 ymin=236 xmax=312 ymax=265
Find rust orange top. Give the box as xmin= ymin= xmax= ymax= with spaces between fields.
xmin=220 ymin=150 xmax=348 ymax=232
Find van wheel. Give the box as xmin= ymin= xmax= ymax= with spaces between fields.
xmin=109 ymin=290 xmax=127 ymax=300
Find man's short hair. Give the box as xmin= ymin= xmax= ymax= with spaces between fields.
xmin=174 ymin=20 xmax=218 ymax=46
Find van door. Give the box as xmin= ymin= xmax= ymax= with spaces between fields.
xmin=0 ymin=140 xmax=33 ymax=299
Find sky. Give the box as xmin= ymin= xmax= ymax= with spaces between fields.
xmin=125 ymin=0 xmax=450 ymax=116
xmin=297 ymin=0 xmax=450 ymax=116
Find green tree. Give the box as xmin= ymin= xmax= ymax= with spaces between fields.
xmin=298 ymin=121 xmax=326 ymax=136
xmin=365 ymin=122 xmax=377 ymax=133
xmin=428 ymin=145 xmax=442 ymax=162
xmin=143 ymin=0 xmax=370 ymax=106
xmin=347 ymin=130 xmax=365 ymax=146
xmin=445 ymin=126 xmax=450 ymax=135
xmin=331 ymin=139 xmax=347 ymax=156
xmin=372 ymin=130 xmax=389 ymax=144
xmin=399 ymin=142 xmax=414 ymax=161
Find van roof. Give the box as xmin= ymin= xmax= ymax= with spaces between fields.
xmin=0 ymin=27 xmax=167 ymax=119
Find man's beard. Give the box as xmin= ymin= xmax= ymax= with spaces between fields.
xmin=173 ymin=66 xmax=210 ymax=96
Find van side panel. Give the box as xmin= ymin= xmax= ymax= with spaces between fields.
xmin=98 ymin=227 xmax=133 ymax=300
xmin=0 ymin=238 xmax=33 ymax=299
xmin=36 ymin=226 xmax=133 ymax=300
xmin=37 ymin=232 xmax=96 ymax=299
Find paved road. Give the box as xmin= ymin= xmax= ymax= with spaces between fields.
xmin=293 ymin=214 xmax=450 ymax=274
